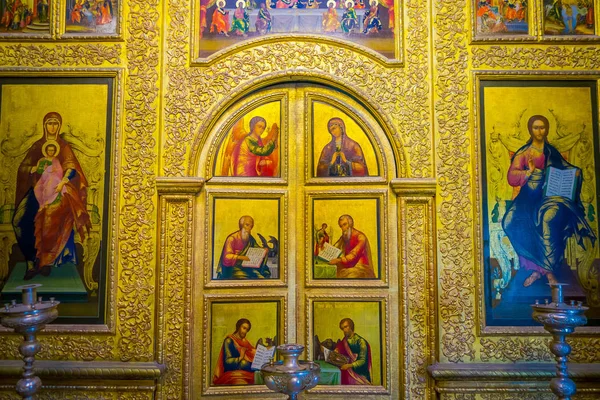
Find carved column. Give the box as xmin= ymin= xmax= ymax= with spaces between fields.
xmin=391 ymin=178 xmax=437 ymax=400
xmin=156 ymin=177 xmax=204 ymax=400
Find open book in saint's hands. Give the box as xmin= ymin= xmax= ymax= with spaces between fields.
xmin=240 ymin=247 xmax=268 ymax=268
xmin=317 ymin=242 xmax=342 ymax=263
xmin=543 ymin=166 xmax=579 ymax=201
xmin=250 ymin=344 xmax=276 ymax=371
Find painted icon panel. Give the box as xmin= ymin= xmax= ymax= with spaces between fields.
xmin=0 ymin=0 xmax=50 ymax=34
xmin=214 ymin=100 xmax=281 ymax=178
xmin=311 ymin=101 xmax=378 ymax=178
xmin=198 ymin=0 xmax=397 ymax=60
xmin=543 ymin=0 xmax=595 ymax=36
xmin=311 ymin=196 xmax=380 ymax=280
xmin=475 ymin=0 xmax=529 ymax=37
xmin=65 ymin=0 xmax=118 ymax=36
xmin=0 ymin=76 xmax=114 ymax=324
xmin=211 ymin=196 xmax=281 ymax=281
xmin=312 ymin=300 xmax=383 ymax=386
xmin=209 ymin=299 xmax=281 ymax=387
xmin=479 ymin=79 xmax=600 ymax=326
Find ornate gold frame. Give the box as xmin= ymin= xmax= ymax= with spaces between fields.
xmin=472 ymin=70 xmax=600 ymax=336
xmin=304 ymin=91 xmax=389 ymax=185
xmin=203 ymin=188 xmax=288 ymax=288
xmin=304 ymin=189 xmax=389 ymax=287
xmin=304 ymin=293 xmax=391 ymax=395
xmin=189 ymin=0 xmax=405 ymax=66
xmin=0 ymin=68 xmax=122 ymax=334
xmin=200 ymin=293 xmax=288 ymax=396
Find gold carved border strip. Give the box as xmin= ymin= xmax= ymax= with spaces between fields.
xmin=392 ymin=178 xmax=437 ymax=400
xmin=156 ymin=177 xmax=204 ymax=400
xmin=117 ymin=0 xmax=160 ymax=361
xmin=434 ymin=0 xmax=476 ymax=364
xmin=471 ymin=46 xmax=600 ymax=70
xmin=0 ymin=45 xmax=122 ymax=67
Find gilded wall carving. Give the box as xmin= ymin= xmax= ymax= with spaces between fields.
xmin=403 ymin=200 xmax=434 ymax=398
xmin=471 ymin=46 xmax=600 ymax=70
xmin=0 ymin=45 xmax=121 ymax=66
xmin=0 ymin=336 xmax=115 ymax=361
xmin=117 ymin=0 xmax=161 ymax=362
xmin=479 ymin=338 xmax=552 ymax=363
xmin=434 ymin=0 xmax=476 ymax=363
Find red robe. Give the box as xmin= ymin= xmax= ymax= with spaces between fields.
xmin=15 ymin=136 xmax=91 ymax=268
xmin=212 ymin=334 xmax=256 ymax=385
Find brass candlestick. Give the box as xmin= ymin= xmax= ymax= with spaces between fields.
xmin=531 ymin=283 xmax=588 ymax=400
xmin=0 ymin=284 xmax=59 ymax=400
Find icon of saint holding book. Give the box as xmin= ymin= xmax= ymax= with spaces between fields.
xmin=502 ymin=115 xmax=597 ymax=287
xmin=216 ymin=215 xmax=271 ymax=279
xmin=319 ymin=214 xmax=375 ymax=279
xmin=212 ymin=318 xmax=275 ymax=385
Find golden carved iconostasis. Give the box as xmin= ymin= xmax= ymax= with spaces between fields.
xmin=0 ymin=0 xmax=599 ymax=399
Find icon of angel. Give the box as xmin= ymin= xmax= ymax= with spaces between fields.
xmin=219 ymin=116 xmax=280 ymax=177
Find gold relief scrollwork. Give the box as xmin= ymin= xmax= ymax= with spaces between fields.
xmin=0 ymin=45 xmax=122 ymax=67
xmin=118 ymin=0 xmax=160 ymax=362
xmin=400 ymin=0 xmax=432 ymax=178
xmin=471 ymin=46 xmax=600 ymax=70
xmin=0 ymin=336 xmax=115 ymax=361
xmin=569 ymin=338 xmax=600 ymax=363
xmin=393 ymin=178 xmax=437 ymax=399
xmin=434 ymin=0 xmax=476 ymax=363
xmin=479 ymin=338 xmax=552 ymax=362
xmin=156 ymin=178 xmax=203 ymax=400
xmin=165 ymin=45 xmax=405 ymax=177
xmin=163 ymin=0 xmax=193 ymax=178
xmin=402 ymin=199 xmax=435 ymax=399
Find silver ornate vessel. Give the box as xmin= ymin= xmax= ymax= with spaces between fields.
xmin=260 ymin=344 xmax=320 ymax=400
xmin=0 ymin=284 xmax=60 ymax=400
xmin=531 ymin=283 xmax=588 ymax=400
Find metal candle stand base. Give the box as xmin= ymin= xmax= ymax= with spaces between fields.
xmin=531 ymin=283 xmax=588 ymax=400
xmin=261 ymin=344 xmax=320 ymax=400
xmin=0 ymin=284 xmax=60 ymax=400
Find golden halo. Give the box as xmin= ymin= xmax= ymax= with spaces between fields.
xmin=326 ymin=0 xmax=336 ymax=7
xmin=217 ymin=0 xmax=226 ymax=7
xmin=236 ymin=0 xmax=245 ymax=7
xmin=345 ymin=0 xmax=354 ymax=7
xmin=369 ymin=0 xmax=377 ymax=6
xmin=41 ymin=140 xmax=60 ymax=158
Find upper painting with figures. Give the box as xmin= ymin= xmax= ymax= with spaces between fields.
xmin=214 ymin=100 xmax=282 ymax=179
xmin=197 ymin=0 xmax=398 ymax=60
xmin=0 ymin=0 xmax=51 ymax=34
xmin=65 ymin=0 xmax=118 ymax=36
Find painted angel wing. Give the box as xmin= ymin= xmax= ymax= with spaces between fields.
xmin=220 ymin=117 xmax=247 ymax=176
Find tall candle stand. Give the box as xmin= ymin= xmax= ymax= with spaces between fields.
xmin=531 ymin=283 xmax=587 ymax=400
xmin=0 ymin=284 xmax=59 ymax=400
